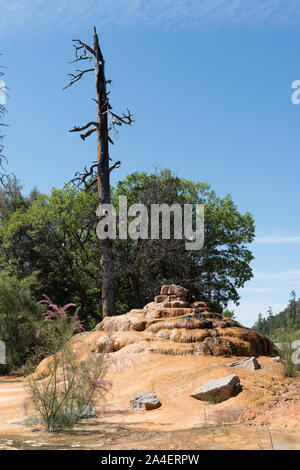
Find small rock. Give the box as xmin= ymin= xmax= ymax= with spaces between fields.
xmin=130 ymin=392 xmax=161 ymax=411
xmin=229 ymin=356 xmax=261 ymax=370
xmin=191 ymin=374 xmax=242 ymax=403
xmin=160 ymin=284 xmax=189 ymax=298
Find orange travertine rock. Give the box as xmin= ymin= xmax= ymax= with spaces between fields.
xmin=91 ymin=284 xmax=274 ymax=358
xmin=31 ymin=285 xmax=275 ymax=381
xmin=160 ymin=284 xmax=189 ymax=298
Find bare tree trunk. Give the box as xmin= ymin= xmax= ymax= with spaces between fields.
xmin=65 ymin=27 xmax=133 ymax=318
xmin=130 ymin=273 xmax=143 ymax=308
xmin=93 ymin=28 xmax=116 ymax=317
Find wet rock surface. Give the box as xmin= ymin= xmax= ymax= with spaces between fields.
xmin=0 ymin=424 xmax=299 ymax=450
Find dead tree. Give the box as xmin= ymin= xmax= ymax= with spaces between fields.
xmin=64 ymin=27 xmax=133 ymax=317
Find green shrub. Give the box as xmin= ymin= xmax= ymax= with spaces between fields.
xmin=0 ymin=272 xmax=45 ymax=373
xmin=27 ymin=297 xmax=112 ymax=432
xmin=222 ymin=309 xmax=236 ymax=319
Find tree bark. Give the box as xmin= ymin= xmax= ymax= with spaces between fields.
xmin=93 ymin=28 xmax=116 ymax=317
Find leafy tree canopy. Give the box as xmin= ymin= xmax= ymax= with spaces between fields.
xmin=0 ymin=170 xmax=255 ymax=324
xmin=112 ymin=169 xmax=255 ymax=312
xmin=253 ymin=291 xmax=300 ymax=337
xmin=0 ymin=186 xmax=100 ymax=325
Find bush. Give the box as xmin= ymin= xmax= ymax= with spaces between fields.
xmin=0 ymin=272 xmax=44 ymax=373
xmin=26 ymin=296 xmax=112 ymax=432
xmin=222 ymin=309 xmax=236 ymax=319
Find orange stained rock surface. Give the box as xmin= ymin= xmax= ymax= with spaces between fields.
xmin=31 ymin=284 xmax=275 ymax=381
xmin=3 ymin=285 xmax=299 ymax=443
xmin=1 ymin=355 xmax=300 ymax=440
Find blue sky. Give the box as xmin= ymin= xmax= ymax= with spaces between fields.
xmin=1 ymin=0 xmax=300 ymax=326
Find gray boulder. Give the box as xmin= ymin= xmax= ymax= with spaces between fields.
xmin=130 ymin=392 xmax=161 ymax=411
xmin=229 ymin=356 xmax=261 ymax=370
xmin=191 ymin=374 xmax=241 ymax=403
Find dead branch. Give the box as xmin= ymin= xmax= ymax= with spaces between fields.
xmin=69 ymin=121 xmax=99 ymax=140
xmin=63 ymin=68 xmax=94 ymax=90
xmin=80 ymin=127 xmax=97 ymax=140
xmin=67 ymin=162 xmax=99 ymax=188
xmin=71 ymin=39 xmax=95 ymax=62
xmin=67 ymin=157 xmax=121 ymax=189
xmin=85 ymin=178 xmax=97 ymax=190
xmin=107 ymin=109 xmax=134 ymax=127
xmin=109 ymin=160 xmax=121 ymax=172
xmin=69 ymin=122 xmax=99 ymax=133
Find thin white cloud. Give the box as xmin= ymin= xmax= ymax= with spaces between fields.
xmin=241 ymin=287 xmax=276 ymax=293
xmin=1 ymin=0 xmax=300 ymax=33
xmin=254 ymin=235 xmax=300 ymax=244
xmin=255 ymin=269 xmax=300 ymax=284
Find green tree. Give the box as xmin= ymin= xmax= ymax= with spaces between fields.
xmin=0 ymin=272 xmax=41 ymax=372
xmin=290 ymin=290 xmax=296 ymax=325
xmin=0 ymin=175 xmax=39 ymax=226
xmin=0 ymin=186 xmax=100 ymax=325
xmin=252 ymin=295 xmax=300 ymax=336
xmin=112 ymin=169 xmax=255 ymax=312
xmin=253 ymin=313 xmax=265 ymax=333
xmin=1 ymin=170 xmax=255 ymax=323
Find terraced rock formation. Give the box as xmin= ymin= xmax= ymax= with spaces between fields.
xmin=32 ymin=284 xmax=275 ymax=381
xmin=95 ymin=284 xmax=275 ymax=357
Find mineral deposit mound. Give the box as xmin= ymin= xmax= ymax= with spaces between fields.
xmin=95 ymin=284 xmax=274 ymax=357
xmin=32 ymin=284 xmax=275 ymax=381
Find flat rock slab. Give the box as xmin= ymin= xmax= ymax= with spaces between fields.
xmin=191 ymin=374 xmax=241 ymax=403
xmin=229 ymin=356 xmax=261 ymax=370
xmin=130 ymin=392 xmax=161 ymax=411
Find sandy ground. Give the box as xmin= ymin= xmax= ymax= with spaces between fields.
xmin=0 ymin=353 xmax=299 ymax=449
